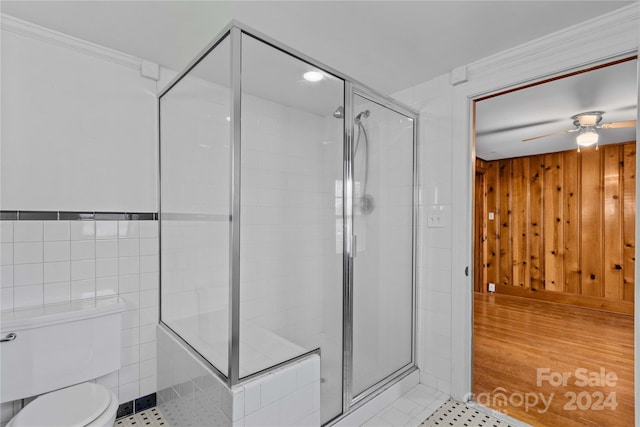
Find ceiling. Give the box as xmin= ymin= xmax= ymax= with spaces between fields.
xmin=476 ymin=59 xmax=638 ymax=161
xmin=2 ymin=1 xmax=636 ymax=153
xmin=1 ymin=1 xmax=634 ymax=96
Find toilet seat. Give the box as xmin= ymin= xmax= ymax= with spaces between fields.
xmin=8 ymin=383 xmax=117 ymax=427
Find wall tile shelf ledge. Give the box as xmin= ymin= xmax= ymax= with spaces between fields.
xmin=0 ymin=211 xmax=158 ymax=221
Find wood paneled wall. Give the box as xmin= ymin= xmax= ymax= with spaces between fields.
xmin=474 ymin=142 xmax=636 ymax=314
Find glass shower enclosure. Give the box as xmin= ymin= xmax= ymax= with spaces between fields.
xmin=159 ymin=22 xmax=418 ymax=424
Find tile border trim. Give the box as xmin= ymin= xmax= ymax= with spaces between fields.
xmin=116 ymin=392 xmax=158 ymax=419
xmin=0 ymin=211 xmax=158 ymax=221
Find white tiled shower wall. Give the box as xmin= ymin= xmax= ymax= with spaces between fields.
xmin=159 ymin=57 xmax=344 ymax=376
xmin=240 ymin=93 xmax=340 ymax=360
xmin=0 ymin=220 xmax=159 ymax=417
xmin=158 ymin=53 xmax=345 ymax=421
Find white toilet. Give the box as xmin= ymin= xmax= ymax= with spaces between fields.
xmin=1 ymin=297 xmax=125 ymax=427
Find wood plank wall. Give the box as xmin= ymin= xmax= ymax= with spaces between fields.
xmin=475 ymin=142 xmax=636 ymax=314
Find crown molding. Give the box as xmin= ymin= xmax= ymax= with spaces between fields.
xmin=0 ymin=13 xmax=141 ymax=70
xmin=466 ymin=3 xmax=639 ymax=88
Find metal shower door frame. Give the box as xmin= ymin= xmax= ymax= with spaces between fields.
xmin=339 ymin=84 xmax=420 ymax=420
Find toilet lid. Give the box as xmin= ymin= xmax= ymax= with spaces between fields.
xmin=12 ymin=383 xmax=111 ymax=427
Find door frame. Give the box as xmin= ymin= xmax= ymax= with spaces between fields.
xmin=448 ymin=4 xmax=640 ymax=424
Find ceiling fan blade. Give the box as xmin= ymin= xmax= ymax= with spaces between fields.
xmin=600 ymin=120 xmax=637 ymax=129
xmin=476 ymin=118 xmax=565 ymax=137
xmin=522 ymin=128 xmax=576 ymax=142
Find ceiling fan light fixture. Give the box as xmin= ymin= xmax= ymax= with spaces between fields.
xmin=576 ymin=127 xmax=599 ymax=147
xmin=572 ymin=111 xmax=604 ymax=127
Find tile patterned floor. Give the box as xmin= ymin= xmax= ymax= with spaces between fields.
xmin=114 ymin=391 xmax=514 ymax=427
xmin=114 ymin=407 xmax=169 ymax=427
xmin=421 ymin=399 xmax=516 ymax=427
xmin=361 ymin=384 xmax=450 ymax=427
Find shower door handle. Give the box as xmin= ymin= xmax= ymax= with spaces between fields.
xmin=351 ymin=235 xmax=357 ymax=258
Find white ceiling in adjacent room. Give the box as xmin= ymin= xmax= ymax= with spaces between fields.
xmin=476 ymin=59 xmax=638 ymax=161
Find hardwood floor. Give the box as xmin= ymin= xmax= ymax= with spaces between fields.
xmin=473 ymin=293 xmax=634 ymax=427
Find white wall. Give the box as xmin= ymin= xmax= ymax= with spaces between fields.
xmin=0 ymin=15 xmax=161 ymax=423
xmin=393 ymin=2 xmax=640 ymax=410
xmin=1 ymin=15 xmax=157 ymax=212
xmin=393 ymin=74 xmax=454 ymax=394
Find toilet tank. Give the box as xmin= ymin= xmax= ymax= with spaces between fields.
xmin=0 ymin=297 xmax=125 ymax=403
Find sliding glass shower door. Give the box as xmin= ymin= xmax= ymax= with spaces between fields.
xmin=350 ymin=92 xmax=416 ymax=399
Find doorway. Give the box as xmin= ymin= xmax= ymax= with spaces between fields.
xmin=471 ymin=57 xmax=637 ymax=426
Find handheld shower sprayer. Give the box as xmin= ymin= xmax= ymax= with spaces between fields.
xmin=331 ymin=106 xmax=375 ymax=215
xmin=354 ymin=110 xmax=370 ymax=123
xmin=354 ymin=109 xmax=374 ymax=215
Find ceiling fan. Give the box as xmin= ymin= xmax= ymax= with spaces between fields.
xmin=522 ymin=111 xmax=637 ymax=147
